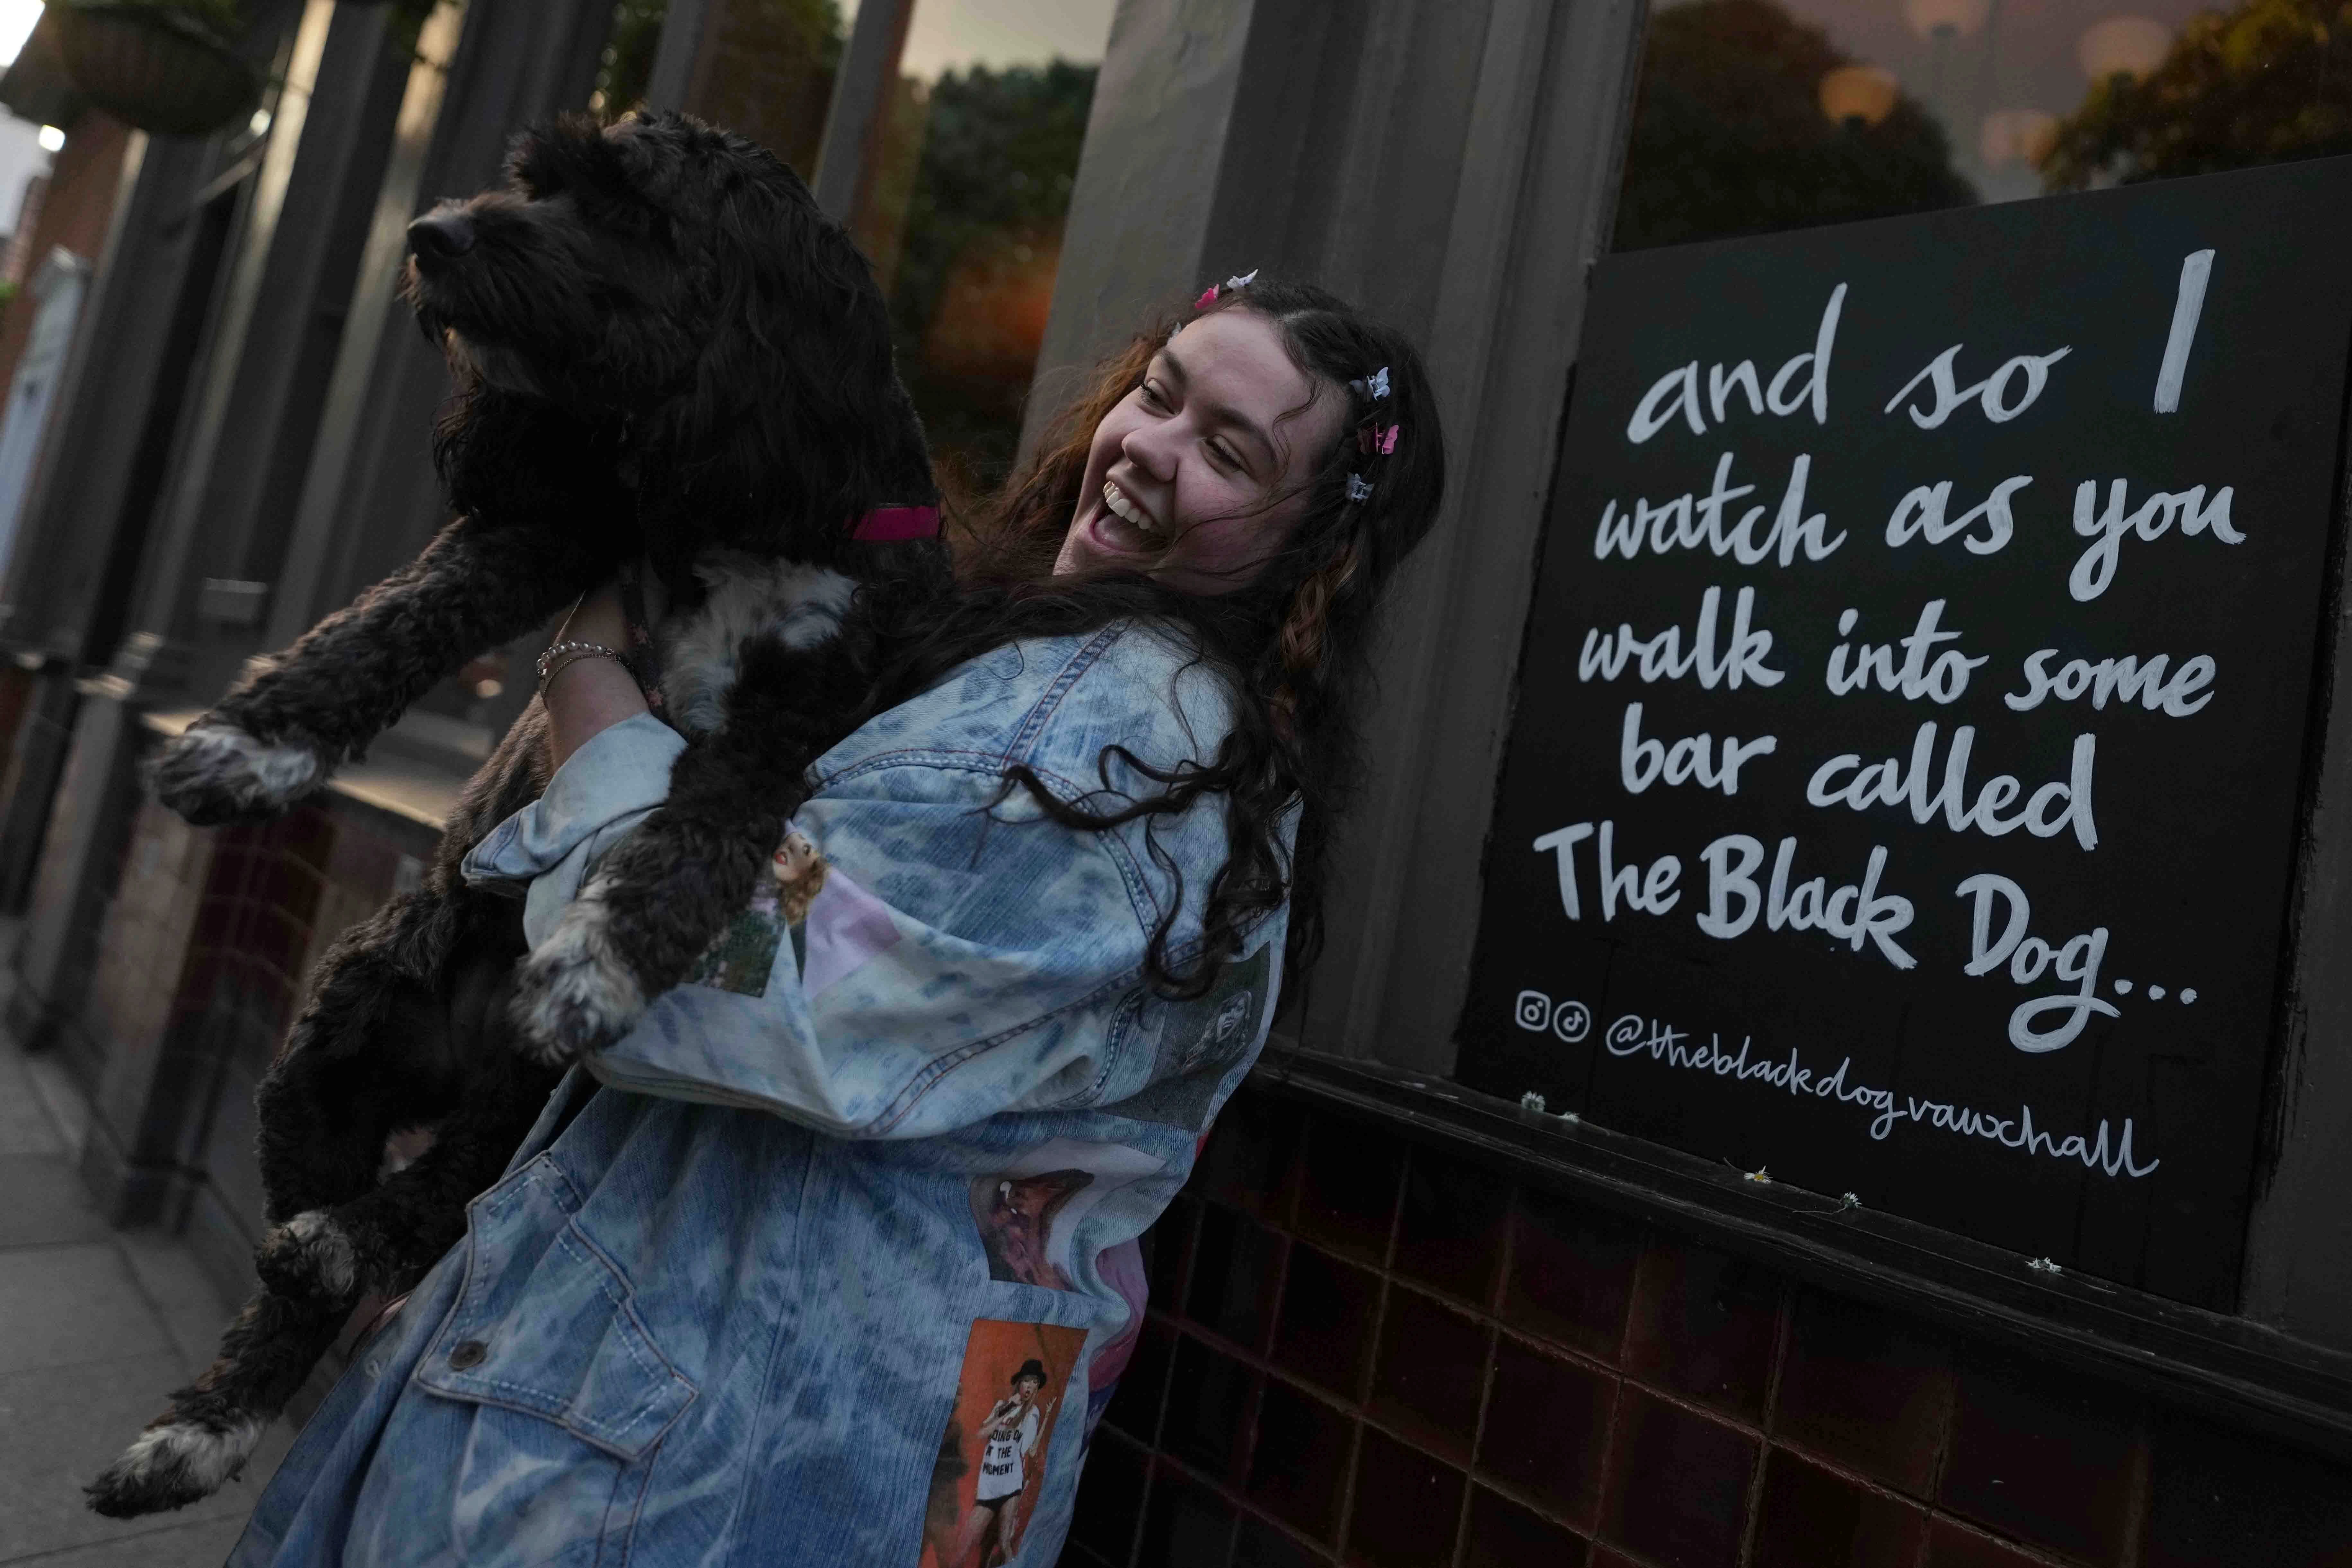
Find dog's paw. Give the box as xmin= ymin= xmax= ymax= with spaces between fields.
xmin=148 ymin=722 xmax=328 ymax=825
xmin=255 ymin=1209 xmax=357 ymax=1301
xmin=509 ymin=885 xmax=646 ymax=1066
xmin=85 ymin=1415 xmax=265 ymax=1518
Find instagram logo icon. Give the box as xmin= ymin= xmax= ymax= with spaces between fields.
xmin=1513 ymin=990 xmax=1591 ymax=1042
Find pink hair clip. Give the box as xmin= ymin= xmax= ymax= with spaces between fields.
xmin=1195 ymin=285 xmax=1219 ymax=309
xmin=1356 ymin=423 xmax=1401 ymax=455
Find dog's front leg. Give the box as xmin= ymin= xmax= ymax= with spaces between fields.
xmin=150 ymin=515 xmax=614 ymax=825
xmin=508 ymin=633 xmax=864 ymax=1061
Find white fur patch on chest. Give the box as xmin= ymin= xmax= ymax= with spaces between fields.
xmin=657 ymin=551 xmax=857 ymax=737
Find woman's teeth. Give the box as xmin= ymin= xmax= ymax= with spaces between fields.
xmin=1102 ymin=480 xmax=1163 ymax=545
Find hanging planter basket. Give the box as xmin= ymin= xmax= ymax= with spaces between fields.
xmin=51 ymin=5 xmax=260 ymax=138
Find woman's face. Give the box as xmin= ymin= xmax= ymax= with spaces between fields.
xmin=1055 ymin=309 xmax=1343 ymax=595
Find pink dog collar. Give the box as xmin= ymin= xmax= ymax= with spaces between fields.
xmin=851 ymin=504 xmax=941 ymax=541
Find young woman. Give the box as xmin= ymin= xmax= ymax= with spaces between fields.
xmin=227 ymin=278 xmax=1445 ymax=1566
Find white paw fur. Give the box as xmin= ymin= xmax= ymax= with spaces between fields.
xmin=153 ymin=723 xmax=325 ymax=815
xmin=512 ymin=878 xmax=646 ymax=1063
xmin=659 ymin=552 xmax=854 ymax=738
xmin=263 ymin=1209 xmax=357 ymax=1298
xmin=89 ymin=1416 xmax=264 ymax=1514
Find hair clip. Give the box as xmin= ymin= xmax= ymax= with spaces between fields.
xmin=1195 ymin=285 xmax=1219 ymax=309
xmin=1224 ymin=269 xmax=1257 ymax=290
xmin=1355 ymin=423 xmax=1401 ymax=456
xmin=1347 ymin=474 xmax=1374 ymax=502
xmin=1350 ymin=366 xmax=1391 ymax=401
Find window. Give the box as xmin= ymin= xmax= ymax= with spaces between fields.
xmin=1613 ymin=0 xmax=2352 ymax=249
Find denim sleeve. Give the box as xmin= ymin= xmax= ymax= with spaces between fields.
xmin=459 ymin=713 xmax=686 ymax=948
xmin=583 ymin=754 xmax=1161 ymax=1140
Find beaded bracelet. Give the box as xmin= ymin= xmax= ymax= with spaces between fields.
xmin=535 ymin=639 xmax=626 ymax=691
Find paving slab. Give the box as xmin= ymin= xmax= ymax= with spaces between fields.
xmin=0 ymin=1157 xmax=113 ymax=1250
xmin=0 ymin=1244 xmax=173 ymax=1377
xmin=114 ymin=1229 xmax=244 ymax=1378
xmin=0 ymin=1047 xmax=64 ymax=1158
xmin=5 ymin=1512 xmax=248 ymax=1567
xmin=0 ymin=1350 xmax=292 ymax=1561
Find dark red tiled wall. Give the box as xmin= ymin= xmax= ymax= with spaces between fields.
xmin=1065 ymin=1087 xmax=2352 ymax=1568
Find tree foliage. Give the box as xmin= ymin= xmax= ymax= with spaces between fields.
xmin=2043 ymin=0 xmax=2352 ymax=189
xmin=1614 ymin=0 xmax=1974 ymax=251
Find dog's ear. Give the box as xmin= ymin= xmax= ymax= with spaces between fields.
xmin=648 ymin=134 xmax=935 ymax=549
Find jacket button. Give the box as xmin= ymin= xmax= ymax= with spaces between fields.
xmin=447 ymin=1339 xmax=488 ymax=1370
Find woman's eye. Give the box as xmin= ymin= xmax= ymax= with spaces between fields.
xmin=1139 ymin=381 xmax=1169 ymax=410
xmin=1208 ymin=440 xmax=1245 ymax=472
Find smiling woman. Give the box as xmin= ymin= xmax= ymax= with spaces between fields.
xmin=1054 ymin=308 xmax=1347 ymax=595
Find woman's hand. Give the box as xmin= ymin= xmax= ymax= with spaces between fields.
xmin=542 ymin=579 xmax=650 ymax=768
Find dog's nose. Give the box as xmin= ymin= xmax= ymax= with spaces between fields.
xmin=407 ymin=210 xmax=476 ymax=261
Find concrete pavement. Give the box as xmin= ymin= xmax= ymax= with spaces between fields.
xmin=0 ymin=1027 xmax=291 ymax=1567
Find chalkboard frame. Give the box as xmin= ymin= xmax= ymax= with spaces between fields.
xmin=1259 ymin=156 xmax=2352 ymax=1439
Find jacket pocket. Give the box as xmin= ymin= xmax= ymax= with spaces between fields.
xmin=415 ymin=1153 xmax=697 ymax=1462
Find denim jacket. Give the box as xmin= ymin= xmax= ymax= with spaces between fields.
xmin=230 ymin=621 xmax=1286 ymax=1567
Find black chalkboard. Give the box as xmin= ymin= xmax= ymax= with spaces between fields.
xmin=1454 ymin=157 xmax=2352 ymax=1309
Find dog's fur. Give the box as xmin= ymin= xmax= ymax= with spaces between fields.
xmin=87 ymin=112 xmax=945 ymax=1517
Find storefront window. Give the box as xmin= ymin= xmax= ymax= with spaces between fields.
xmin=849 ymin=0 xmax=1114 ymax=508
xmin=1612 ymin=0 xmax=2352 ymax=248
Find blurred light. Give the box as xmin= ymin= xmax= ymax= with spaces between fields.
xmin=1904 ymin=0 xmax=1988 ymax=39
xmin=2078 ymin=16 xmax=2172 ymax=81
xmin=36 ymin=125 xmax=62 ymax=153
xmin=1819 ymin=65 xmax=1899 ymax=127
xmin=1981 ymin=108 xmax=2060 ymax=166
xmin=248 ymin=107 xmax=270 ymax=137
xmin=0 ymin=0 xmax=40 ymax=70
xmin=471 ymin=677 xmax=504 ymax=700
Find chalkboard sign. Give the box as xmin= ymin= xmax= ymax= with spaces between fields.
xmin=1455 ymin=158 xmax=2352 ymax=1309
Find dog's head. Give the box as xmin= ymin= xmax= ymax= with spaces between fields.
xmin=403 ymin=112 xmax=936 ymax=563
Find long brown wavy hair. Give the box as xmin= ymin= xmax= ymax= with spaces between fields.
xmin=880 ymin=280 xmax=1447 ymax=996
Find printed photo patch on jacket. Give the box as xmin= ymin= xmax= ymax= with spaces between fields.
xmin=686 ymin=829 xmax=827 ymax=997
xmin=920 ymin=1319 xmax=1087 ymax=1568
xmin=969 ymin=1138 xmax=1163 ymax=1291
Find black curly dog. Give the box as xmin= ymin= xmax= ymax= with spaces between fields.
xmin=86 ymin=111 xmax=944 ymax=1516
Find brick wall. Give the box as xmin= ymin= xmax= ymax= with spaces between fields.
xmin=1069 ymin=1085 xmax=2352 ymax=1568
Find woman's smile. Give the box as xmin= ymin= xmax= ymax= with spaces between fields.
xmin=1090 ymin=477 xmax=1167 ymax=552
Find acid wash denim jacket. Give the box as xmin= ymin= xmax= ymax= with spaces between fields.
xmin=229 ymin=621 xmax=1288 ymax=1568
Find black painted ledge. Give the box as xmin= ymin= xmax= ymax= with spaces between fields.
xmin=1252 ymin=1044 xmax=2352 ymax=1462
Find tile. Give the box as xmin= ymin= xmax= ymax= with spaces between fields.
xmin=0 ymin=1242 xmax=172 ymax=1375
xmin=1292 ymin=1112 xmax=1405 ymax=1266
xmin=1070 ymin=1428 xmax=1150 ymax=1563
xmin=1189 ymin=1204 xmax=1288 ymax=1354
xmin=1195 ymin=1091 xmax=1304 ymax=1225
xmin=1235 ymin=1514 xmax=1333 ymax=1568
xmin=0 ymin=1350 xmax=295 ymax=1559
xmin=1925 ymin=1518 xmax=2060 ymax=1568
xmin=1394 ymin=1148 xmax=1511 ymax=1308
xmin=1273 ymin=1244 xmax=1381 ymax=1403
xmin=21 ymin=1046 xmax=88 ymax=1152
xmin=1165 ymin=1332 xmax=1262 ymax=1483
xmin=1750 ymin=1450 xmax=1925 ymax=1568
xmin=1476 ymin=1332 xmax=1614 ymax=1528
xmin=1939 ymin=1350 xmax=2143 ymax=1565
xmin=1147 ymin=1196 xmax=1201 ymax=1308
xmin=1106 ymin=1317 xmax=1179 ymax=1447
xmin=1247 ymin=1375 xmax=1356 ymax=1542
xmin=1462 ymin=1483 xmax=1592 ymax=1568
xmin=2143 ymin=1409 xmax=2352 ymax=1568
xmin=0 ymin=1152 xmax=113 ymax=1247
xmin=1347 ymin=1425 xmax=1468 ymax=1568
xmin=1621 ymin=1243 xmax=1784 ymax=1422
xmin=1137 ymin=1459 xmax=1241 ymax=1568
xmin=1502 ymin=1188 xmax=1643 ymax=1361
xmin=1589 ymin=1552 xmax=1644 ymax=1568
xmin=1369 ymin=1285 xmax=1490 ymax=1463
xmin=14 ymin=1513 xmax=252 ymax=1567
xmin=1773 ymin=1288 xmax=1955 ymax=1497
xmin=1599 ymin=1387 xmax=1759 ymax=1568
